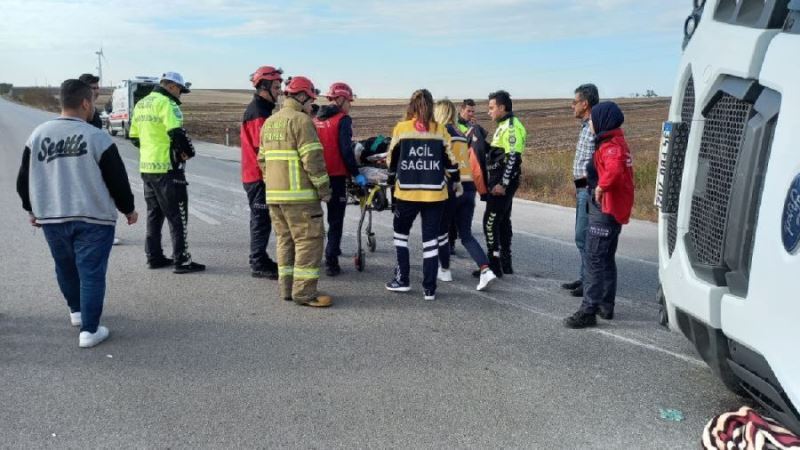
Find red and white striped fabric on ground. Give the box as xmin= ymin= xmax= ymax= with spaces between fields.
xmin=702 ymin=406 xmax=800 ymax=450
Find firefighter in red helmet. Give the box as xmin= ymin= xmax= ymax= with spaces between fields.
xmin=240 ymin=65 xmax=284 ymax=279
xmin=313 ymin=82 xmax=365 ymax=276
xmin=259 ymin=75 xmax=332 ymax=307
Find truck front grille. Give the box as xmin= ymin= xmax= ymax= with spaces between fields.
xmin=667 ymin=76 xmax=696 ymax=257
xmin=688 ymin=94 xmax=752 ymax=266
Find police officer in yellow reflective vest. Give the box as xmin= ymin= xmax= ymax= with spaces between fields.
xmin=130 ymin=72 xmax=205 ymax=274
xmin=484 ymin=90 xmax=527 ymax=276
xmin=259 ymin=76 xmax=332 ymax=307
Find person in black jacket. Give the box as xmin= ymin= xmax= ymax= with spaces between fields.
xmin=78 ymin=74 xmax=103 ymax=129
xmin=79 ymin=73 xmax=122 ymax=246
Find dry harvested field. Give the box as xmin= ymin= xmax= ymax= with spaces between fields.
xmin=182 ymin=90 xmax=668 ymax=221
xmin=6 ymin=88 xmax=668 ymax=220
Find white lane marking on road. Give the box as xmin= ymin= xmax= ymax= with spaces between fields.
xmin=469 ymin=218 xmax=658 ymax=267
xmin=188 ymin=205 xmax=221 ymax=225
xmin=364 ymin=217 xmax=702 ymax=366
xmin=446 ymin=280 xmax=706 ymax=367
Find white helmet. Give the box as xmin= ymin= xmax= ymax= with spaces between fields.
xmin=160 ymin=71 xmax=192 ymax=93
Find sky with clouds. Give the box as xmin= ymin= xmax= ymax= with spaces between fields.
xmin=1 ymin=0 xmax=694 ymax=98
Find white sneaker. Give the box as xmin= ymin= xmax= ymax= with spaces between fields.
xmin=437 ymin=268 xmax=453 ymax=282
xmin=70 ymin=311 xmax=81 ymax=327
xmin=477 ymin=268 xmax=497 ymax=291
xmin=423 ymin=289 xmax=436 ymax=301
xmin=79 ymin=326 xmax=110 ymax=348
xmin=112 ymin=237 xmax=121 ymax=245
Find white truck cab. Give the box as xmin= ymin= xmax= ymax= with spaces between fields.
xmin=657 ymin=0 xmax=800 ymax=433
xmin=107 ymin=76 xmax=159 ymax=138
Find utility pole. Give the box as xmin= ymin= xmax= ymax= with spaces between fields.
xmin=95 ymin=48 xmax=105 ymax=86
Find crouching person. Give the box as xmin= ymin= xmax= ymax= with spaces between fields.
xmin=16 ymin=79 xmax=138 ymax=347
xmin=260 ymin=76 xmax=332 ymax=307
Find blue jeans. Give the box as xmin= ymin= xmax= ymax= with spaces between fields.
xmin=575 ymin=188 xmax=590 ymax=281
xmin=441 ymin=188 xmax=489 ymax=268
xmin=42 ymin=222 xmax=115 ymax=333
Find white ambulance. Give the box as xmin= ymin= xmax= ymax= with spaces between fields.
xmin=656 ymin=0 xmax=799 ymax=433
xmin=107 ymin=76 xmax=159 ymax=138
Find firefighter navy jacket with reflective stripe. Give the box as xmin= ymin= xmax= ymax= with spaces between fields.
xmin=387 ymin=119 xmax=459 ymax=202
xmin=259 ymin=98 xmax=331 ymax=204
xmin=240 ymin=94 xmax=275 ymax=183
xmin=487 ymin=114 xmax=527 ymax=188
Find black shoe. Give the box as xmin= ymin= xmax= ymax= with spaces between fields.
xmin=501 ymin=257 xmax=513 ymax=275
xmin=147 ymin=256 xmax=174 ymax=269
xmin=174 ymin=261 xmax=206 ymax=274
xmin=264 ymin=259 xmax=278 ymax=273
xmin=598 ymin=308 xmax=614 ymax=320
xmin=561 ymin=280 xmax=582 ymax=290
xmin=325 ymin=260 xmax=342 ymax=277
xmin=252 ymin=269 xmax=278 ymax=280
xmin=563 ymin=311 xmax=597 ymax=329
xmin=489 ymin=257 xmax=503 ymax=278
xmin=570 ymin=286 xmax=584 ymax=297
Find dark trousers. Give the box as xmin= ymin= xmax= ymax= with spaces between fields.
xmin=325 ymin=176 xmax=348 ymax=264
xmin=392 ymin=199 xmax=444 ymax=292
xmin=243 ymin=181 xmax=274 ymax=271
xmin=42 ymin=222 xmax=115 ymax=333
xmin=483 ymin=182 xmax=518 ymax=258
xmin=142 ymin=171 xmax=191 ymax=265
xmin=580 ymin=198 xmax=622 ymax=314
xmin=437 ymin=188 xmax=457 ymax=269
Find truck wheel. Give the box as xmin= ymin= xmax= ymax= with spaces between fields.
xmin=657 ymin=285 xmax=669 ymax=328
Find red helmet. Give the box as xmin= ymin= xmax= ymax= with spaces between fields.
xmin=325 ymin=82 xmax=355 ymax=101
xmin=250 ymin=66 xmax=283 ymax=88
xmin=284 ymin=76 xmax=319 ymax=100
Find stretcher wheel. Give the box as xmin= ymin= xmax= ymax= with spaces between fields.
xmin=367 ymin=234 xmax=376 ymax=252
xmin=354 ymin=251 xmax=365 ymax=272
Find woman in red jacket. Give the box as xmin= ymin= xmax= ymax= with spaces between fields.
xmin=564 ymin=101 xmax=634 ymax=329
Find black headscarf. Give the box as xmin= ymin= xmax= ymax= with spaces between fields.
xmin=590 ymin=101 xmax=624 ymax=146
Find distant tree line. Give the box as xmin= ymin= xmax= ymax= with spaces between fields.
xmin=0 ymin=83 xmax=13 ymax=95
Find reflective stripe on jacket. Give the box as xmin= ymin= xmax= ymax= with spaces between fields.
xmin=387 ymin=119 xmax=458 ymax=202
xmin=130 ymin=88 xmax=183 ymax=174
xmin=446 ymin=124 xmax=472 ymax=183
xmin=259 ymin=98 xmax=331 ymax=204
xmin=488 ymin=114 xmax=527 ymax=187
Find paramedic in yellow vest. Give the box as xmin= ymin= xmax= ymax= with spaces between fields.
xmin=259 ymin=76 xmax=332 ymax=307
xmin=130 ymin=72 xmax=205 ymax=274
xmin=433 ymin=99 xmax=497 ymax=291
xmin=386 ymin=89 xmax=460 ymax=302
xmin=484 ymin=90 xmax=527 ymax=276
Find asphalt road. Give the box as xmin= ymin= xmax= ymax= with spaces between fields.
xmin=0 ymin=98 xmax=744 ymax=448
